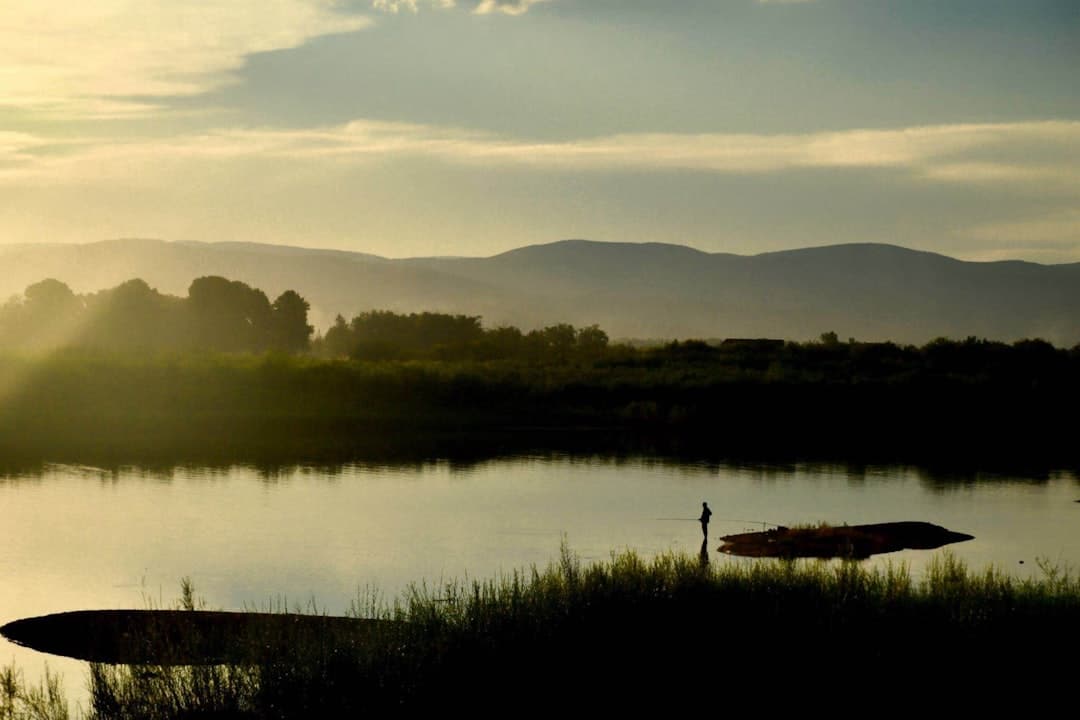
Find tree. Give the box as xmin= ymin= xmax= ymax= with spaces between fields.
xmin=186 ymin=276 xmax=274 ymax=352
xmin=345 ymin=310 xmax=484 ymax=360
xmin=479 ymin=325 xmax=523 ymax=360
xmin=270 ymin=290 xmax=314 ymax=353
xmin=7 ymin=279 xmax=83 ymax=350
xmin=322 ymin=315 xmax=354 ymax=358
xmin=82 ymin=278 xmax=177 ymax=351
xmin=576 ymin=324 xmax=609 ymax=357
xmin=24 ymin=279 xmax=78 ymax=310
xmin=527 ymin=324 xmax=578 ymax=362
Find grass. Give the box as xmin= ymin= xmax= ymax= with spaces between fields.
xmin=0 ymin=664 xmax=68 ymax=720
xmin=2 ymin=348 xmax=1079 ymax=466
xmin=5 ymin=546 xmax=1080 ymax=718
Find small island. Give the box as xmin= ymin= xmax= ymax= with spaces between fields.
xmin=0 ymin=610 xmax=395 ymax=666
xmin=719 ymin=521 xmax=974 ymax=559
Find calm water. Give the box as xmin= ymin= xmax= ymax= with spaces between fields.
xmin=2 ymin=456 xmax=1079 ymax=711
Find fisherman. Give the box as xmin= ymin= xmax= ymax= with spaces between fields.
xmin=699 ymin=501 xmax=712 ymax=540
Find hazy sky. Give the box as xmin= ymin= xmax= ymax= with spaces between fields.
xmin=2 ymin=0 xmax=1078 ymax=261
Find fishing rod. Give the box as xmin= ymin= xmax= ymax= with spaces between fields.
xmin=655 ymin=517 xmax=786 ymax=530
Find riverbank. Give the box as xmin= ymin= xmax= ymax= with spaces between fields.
xmin=2 ymin=351 xmax=1079 ymax=468
xmin=4 ymin=547 xmax=1079 ymax=717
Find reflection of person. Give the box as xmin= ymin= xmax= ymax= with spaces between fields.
xmin=699 ymin=502 xmax=712 ymax=540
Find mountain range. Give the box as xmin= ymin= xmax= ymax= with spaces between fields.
xmin=1 ymin=238 xmax=1078 ymax=345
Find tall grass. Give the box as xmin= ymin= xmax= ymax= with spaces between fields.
xmin=4 ymin=547 xmax=1076 ymax=716
xmin=0 ymin=664 xmax=68 ymax=720
xmin=68 ymin=546 xmax=1080 ymax=717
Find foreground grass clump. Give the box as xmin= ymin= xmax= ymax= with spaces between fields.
xmin=0 ymin=664 xmax=68 ymax=720
xmin=19 ymin=548 xmax=1079 ymax=718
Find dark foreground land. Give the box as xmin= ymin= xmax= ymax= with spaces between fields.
xmin=3 ymin=548 xmax=1080 ymax=718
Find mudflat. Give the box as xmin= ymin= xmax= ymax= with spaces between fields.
xmin=0 ymin=610 xmax=397 ymax=665
xmin=719 ymin=521 xmax=974 ymax=559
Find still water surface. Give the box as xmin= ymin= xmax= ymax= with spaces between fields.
xmin=2 ymin=456 xmax=1079 ymax=710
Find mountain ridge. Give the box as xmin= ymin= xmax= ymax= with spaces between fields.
xmin=1 ymin=238 xmax=1078 ymax=345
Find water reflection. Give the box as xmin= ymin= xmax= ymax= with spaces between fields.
xmin=3 ymin=426 xmax=1078 ymax=484
xmin=4 ymin=454 xmax=1079 ymax=491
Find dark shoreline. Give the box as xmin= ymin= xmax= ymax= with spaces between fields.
xmin=2 ymin=415 xmax=1077 ymax=477
xmin=2 ymin=350 xmax=1078 ymax=471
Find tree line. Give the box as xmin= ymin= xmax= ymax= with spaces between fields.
xmin=0 ymin=277 xmax=613 ymax=361
xmin=317 ymin=311 xmax=609 ymax=361
xmin=641 ymin=333 xmax=1080 ymax=385
xmin=4 ymin=276 xmax=1080 ymax=383
xmin=0 ymin=277 xmax=313 ymax=354
xmin=3 ymin=279 xmax=1079 ymax=464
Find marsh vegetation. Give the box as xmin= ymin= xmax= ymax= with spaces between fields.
xmin=4 ymin=547 xmax=1080 ymax=718
xmin=2 ymin=308 xmax=1079 ymax=465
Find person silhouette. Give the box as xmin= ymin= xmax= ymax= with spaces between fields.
xmin=699 ymin=501 xmax=712 ymax=540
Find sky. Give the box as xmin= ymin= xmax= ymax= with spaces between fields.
xmin=1 ymin=0 xmax=1078 ymax=262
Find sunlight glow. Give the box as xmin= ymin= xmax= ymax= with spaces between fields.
xmin=0 ymin=1 xmax=370 ymax=118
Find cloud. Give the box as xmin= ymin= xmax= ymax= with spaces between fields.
xmin=371 ymin=0 xmax=545 ymax=14
xmin=0 ymin=132 xmax=66 ymax=174
xmin=473 ymin=0 xmax=549 ymax=15
xmin=0 ymin=2 xmax=370 ymax=119
xmin=922 ymin=162 xmax=1080 ymax=189
xmin=0 ymin=132 xmax=47 ymax=158
xmin=371 ymin=0 xmax=456 ymax=12
xmin=375 ymin=0 xmax=548 ymax=14
xmin=4 ymin=120 xmax=1079 ymax=194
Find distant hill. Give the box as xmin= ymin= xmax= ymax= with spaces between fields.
xmin=1 ymin=238 xmax=1078 ymax=345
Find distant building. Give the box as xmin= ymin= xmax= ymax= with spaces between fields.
xmin=720 ymin=338 xmax=785 ymax=350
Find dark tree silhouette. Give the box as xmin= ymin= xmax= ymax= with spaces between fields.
xmin=83 ymin=278 xmax=180 ymax=351
xmin=187 ymin=276 xmax=274 ymax=352
xmin=0 ymin=276 xmax=315 ymax=355
xmin=271 ymin=290 xmax=314 ymax=353
xmin=0 ymin=279 xmax=83 ymax=350
xmin=526 ymin=324 xmax=577 ymax=362
xmin=345 ymin=311 xmax=484 ymax=360
xmin=477 ymin=325 xmax=524 ymax=360
xmin=576 ymin=324 xmax=609 ymax=356
xmin=24 ymin=278 xmax=79 ymax=312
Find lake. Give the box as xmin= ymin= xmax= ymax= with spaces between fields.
xmin=2 ymin=455 xmax=1079 ymax=712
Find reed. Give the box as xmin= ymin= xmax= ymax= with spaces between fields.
xmin=0 ymin=664 xmax=68 ymax=720
xmin=6 ymin=547 xmax=1078 ymax=718
xmin=76 ymin=546 xmax=1080 ymax=716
